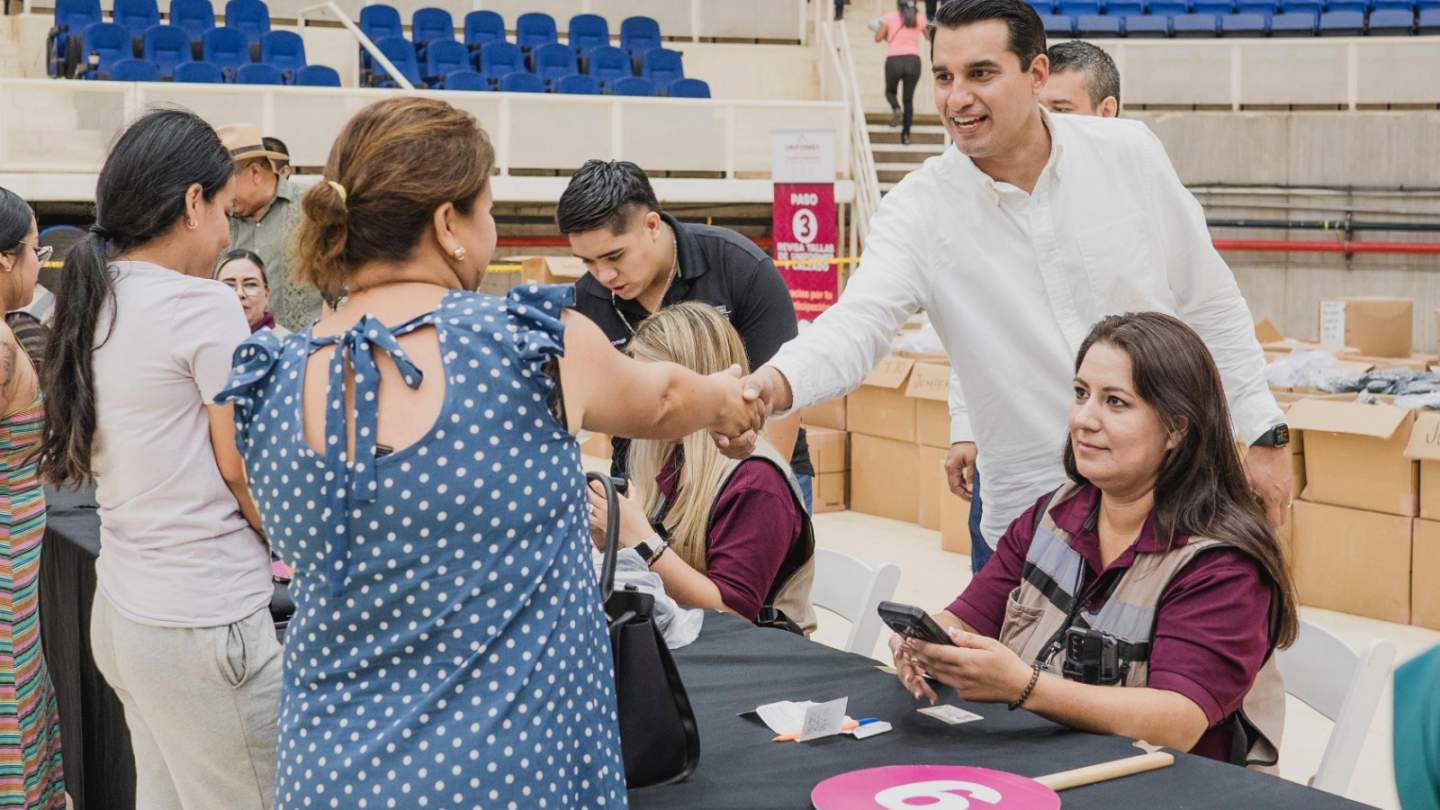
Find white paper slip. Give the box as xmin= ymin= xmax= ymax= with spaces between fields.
xmin=850 ymin=721 xmax=893 ymax=740
xmin=917 ymin=704 xmax=984 ymax=726
xmin=753 ymin=697 xmax=850 ymax=741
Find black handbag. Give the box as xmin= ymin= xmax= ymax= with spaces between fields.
xmin=589 ymin=472 xmax=701 ymax=788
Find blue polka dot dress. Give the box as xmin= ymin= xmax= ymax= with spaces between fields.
xmin=217 ymin=284 xmax=628 ymax=810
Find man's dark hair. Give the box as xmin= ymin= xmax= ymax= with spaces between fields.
xmin=555 ymin=160 xmax=661 ymax=235
xmin=930 ymin=0 xmax=1047 ymax=72
xmin=263 ymin=136 xmax=291 ymax=168
xmin=1048 ymin=40 xmax=1121 ymax=109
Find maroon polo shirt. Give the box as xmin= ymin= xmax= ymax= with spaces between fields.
xmin=946 ymin=484 xmax=1273 ymax=762
xmin=657 ymin=457 xmax=803 ymax=621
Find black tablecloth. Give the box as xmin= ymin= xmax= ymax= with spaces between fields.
xmin=630 ymin=613 xmax=1367 ymax=809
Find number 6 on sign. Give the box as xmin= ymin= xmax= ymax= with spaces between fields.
xmin=874 ymin=780 xmax=1002 ymax=809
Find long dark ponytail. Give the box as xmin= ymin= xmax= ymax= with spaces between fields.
xmin=900 ymin=0 xmax=919 ymax=28
xmin=1062 ymin=312 xmax=1300 ymax=649
xmin=38 ymin=108 xmax=233 ymax=486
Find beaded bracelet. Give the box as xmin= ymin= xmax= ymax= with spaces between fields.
xmin=1008 ymin=663 xmax=1042 ymax=711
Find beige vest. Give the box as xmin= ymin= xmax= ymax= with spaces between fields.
xmin=705 ymin=442 xmax=818 ymax=636
xmin=1004 ymin=483 xmax=1285 ymax=770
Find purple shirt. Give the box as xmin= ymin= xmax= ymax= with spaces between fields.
xmin=947 ymin=484 xmax=1272 ymax=762
xmin=658 ymin=457 xmax=803 ymax=621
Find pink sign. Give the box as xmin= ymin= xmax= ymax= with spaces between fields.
xmin=773 ymin=182 xmax=838 ymax=321
xmin=811 ymin=765 xmax=1060 ymax=810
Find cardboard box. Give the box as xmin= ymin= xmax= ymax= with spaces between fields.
xmin=1262 ymin=338 xmax=1359 ymax=355
xmin=906 ymin=361 xmax=952 ymax=449
xmin=579 ymin=432 xmax=613 ymax=460
xmin=1292 ymin=500 xmax=1411 ymax=624
xmin=1255 ymin=318 xmax=1285 ymax=345
xmin=1339 ymin=352 xmax=1432 ymax=373
xmin=1412 ymin=519 xmax=1440 ymax=630
xmin=1404 ymin=411 xmax=1440 ymax=521
xmin=806 ymin=427 xmax=849 ymax=475
xmin=916 ymin=446 xmax=949 ymax=530
xmin=850 ymin=434 xmax=919 ymax=523
xmin=1318 ymin=297 xmax=1413 ymax=358
xmin=847 ymin=356 xmax=917 ymax=442
xmin=479 ymin=270 xmax=520 ymax=296
xmin=812 ymin=471 xmax=848 ymax=514
xmin=939 ymin=487 xmax=972 ymax=554
xmin=799 ymin=398 xmax=846 ymax=431
xmin=521 ymin=255 xmax=587 ymax=285
xmin=1287 ymin=398 xmax=1418 ymax=516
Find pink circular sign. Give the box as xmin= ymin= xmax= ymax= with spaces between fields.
xmin=812 ymin=765 xmax=1061 ymax=810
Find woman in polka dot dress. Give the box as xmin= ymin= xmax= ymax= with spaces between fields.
xmin=217 ymin=98 xmax=763 ymax=810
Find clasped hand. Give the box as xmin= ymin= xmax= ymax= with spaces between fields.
xmin=710 ymin=366 xmax=792 ymax=459
xmin=889 ymin=629 xmax=1035 ymax=706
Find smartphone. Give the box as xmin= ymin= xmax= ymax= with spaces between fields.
xmin=877 ymin=601 xmax=955 ymax=646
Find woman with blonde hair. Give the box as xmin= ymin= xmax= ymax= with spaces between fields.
xmin=589 ymin=301 xmax=816 ymax=633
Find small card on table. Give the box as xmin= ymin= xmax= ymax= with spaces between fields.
xmin=917 ymin=704 xmax=983 ymax=725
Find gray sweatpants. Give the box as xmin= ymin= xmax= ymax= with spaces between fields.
xmin=90 ymin=589 xmax=281 ymax=810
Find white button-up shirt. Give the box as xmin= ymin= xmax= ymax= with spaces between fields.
xmin=768 ymin=109 xmax=1282 ymax=544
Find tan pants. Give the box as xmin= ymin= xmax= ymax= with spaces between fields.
xmin=90 ymin=589 xmax=281 ymax=810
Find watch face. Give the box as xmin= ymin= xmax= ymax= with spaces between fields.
xmin=1275 ymin=425 xmax=1290 ymax=446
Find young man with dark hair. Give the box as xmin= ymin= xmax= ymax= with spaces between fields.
xmin=1042 ymin=40 xmax=1120 ymax=117
xmin=725 ymin=0 xmax=1290 ymax=568
xmin=558 ymin=159 xmax=815 ymax=507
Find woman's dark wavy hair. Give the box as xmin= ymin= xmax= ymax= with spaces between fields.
xmin=1063 ymin=312 xmax=1298 ymax=648
xmin=38 ymin=108 xmax=233 ymax=486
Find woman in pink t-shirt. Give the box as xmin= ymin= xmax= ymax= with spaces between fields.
xmin=874 ymin=0 xmax=930 ymax=144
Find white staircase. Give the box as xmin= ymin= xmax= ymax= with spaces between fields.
xmin=867 ymin=113 xmax=946 ymax=194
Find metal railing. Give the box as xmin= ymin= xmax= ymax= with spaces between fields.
xmin=298 ymin=0 xmax=411 ymax=90
xmin=821 ymin=18 xmax=882 ymax=249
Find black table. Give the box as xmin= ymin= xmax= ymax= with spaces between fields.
xmin=630 ymin=613 xmax=1367 ymax=809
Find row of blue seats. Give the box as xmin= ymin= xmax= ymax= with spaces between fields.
xmin=98 ymin=58 xmax=338 ymax=83
xmin=368 ymin=38 xmax=686 ymax=91
xmin=436 ymin=71 xmax=710 ymax=97
xmin=1045 ymin=7 xmax=1439 ymax=33
xmin=1030 ymin=0 xmax=1437 ymax=11
xmin=358 ymin=7 xmax=662 ymax=59
xmin=49 ymin=0 xmax=273 ymax=76
xmin=66 ymin=22 xmax=308 ymax=80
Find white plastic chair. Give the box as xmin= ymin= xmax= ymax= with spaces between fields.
xmin=1274 ymin=618 xmax=1395 ymax=796
xmin=810 ymin=548 xmax=901 ymax=656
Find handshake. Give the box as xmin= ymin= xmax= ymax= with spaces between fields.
xmin=705 ymin=365 xmax=794 ymax=460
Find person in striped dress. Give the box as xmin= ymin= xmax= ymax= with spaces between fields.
xmin=0 ymin=186 xmax=64 ymax=808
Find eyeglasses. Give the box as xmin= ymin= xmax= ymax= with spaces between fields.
xmin=6 ymin=241 xmax=53 ymax=265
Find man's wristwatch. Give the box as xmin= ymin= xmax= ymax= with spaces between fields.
xmin=633 ymin=534 xmax=670 ymax=568
xmin=1251 ymin=424 xmax=1291 ymax=448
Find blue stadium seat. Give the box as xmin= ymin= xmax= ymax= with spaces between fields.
xmin=48 ymin=0 xmax=102 ymax=76
xmin=1237 ymin=1 xmax=1280 ymax=18
xmin=114 ymin=0 xmax=159 ymax=43
xmin=1193 ymin=0 xmax=1236 ymax=15
xmin=169 ymin=0 xmax=215 ymax=47
xmin=1367 ymin=8 xmax=1416 ymax=29
xmin=1371 ymin=0 xmax=1414 ymax=8
xmin=295 ymin=64 xmax=341 ymax=85
xmin=1148 ymin=1 xmax=1190 ymax=14
xmin=666 ymin=77 xmax=710 ymax=98
xmin=1420 ymin=7 xmax=1440 ymax=29
xmin=78 ymin=23 xmax=132 ymax=79
xmin=1270 ymin=9 xmax=1320 ymax=31
xmin=142 ymin=24 xmax=191 ymax=78
xmin=556 ymin=73 xmax=600 ymax=94
xmin=609 ymin=76 xmax=655 ymax=97
xmin=1172 ymin=12 xmax=1221 ymax=33
xmin=1283 ymin=0 xmax=1323 ymax=13
xmin=441 ymin=69 xmax=488 ymax=90
xmin=223 ymin=0 xmax=270 ymax=47
xmin=261 ymin=30 xmax=305 ymax=79
xmin=500 ymin=71 xmax=545 ymax=92
xmin=640 ymin=47 xmax=683 ymax=91
xmin=1041 ymin=13 xmax=1076 ymax=34
xmin=1318 ymin=9 xmax=1365 ymax=31
xmin=533 ymin=42 xmax=577 ymax=87
xmin=411 ymin=7 xmax=455 ymax=52
xmin=202 ymin=26 xmax=249 ymax=78
xmin=1124 ymin=13 xmax=1171 ymax=33
xmin=1059 ymin=0 xmax=1100 ymax=15
xmin=568 ymin=13 xmax=609 ymax=55
xmin=1026 ymin=0 xmax=1056 ymax=13
xmin=1105 ymin=2 xmax=1143 ymax=16
xmin=359 ymin=4 xmax=402 ymax=40
xmin=1324 ymin=0 xmax=1367 ymax=11
xmin=464 ymin=10 xmax=505 ymax=50
xmin=478 ymin=40 xmax=525 ymax=87
xmin=619 ymin=16 xmax=661 ymax=59
xmin=110 ymin=57 xmax=160 ymax=80
xmin=237 ymin=62 xmax=282 ymax=83
xmin=423 ymin=39 xmax=469 ymax=85
xmin=173 ymin=59 xmax=222 ymax=81
xmin=1076 ymin=13 xmax=1122 ymax=33
xmin=371 ymin=34 xmax=422 ymax=86
xmin=516 ymin=12 xmax=558 ymax=52
xmin=585 ymin=45 xmax=632 ymax=86
xmin=1419 ymin=0 xmax=1440 ymax=8
xmin=1222 ymin=12 xmax=1270 ymax=32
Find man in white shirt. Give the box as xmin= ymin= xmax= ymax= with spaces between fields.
xmin=721 ymin=0 xmax=1291 ymax=549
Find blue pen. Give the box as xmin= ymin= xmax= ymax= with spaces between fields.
xmin=856 ymin=717 xmax=881 ymax=725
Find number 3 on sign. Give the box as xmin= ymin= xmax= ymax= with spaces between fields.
xmin=875 ymin=780 xmax=1002 ymax=809
xmin=792 ymin=208 xmax=818 ymax=245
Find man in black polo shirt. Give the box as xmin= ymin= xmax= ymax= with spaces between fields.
xmin=557 ymin=159 xmax=815 ymax=508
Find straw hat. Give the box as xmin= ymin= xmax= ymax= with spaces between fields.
xmin=217 ymin=123 xmax=289 ymax=164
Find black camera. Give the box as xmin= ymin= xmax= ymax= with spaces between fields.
xmin=1060 ymin=626 xmax=1125 ymax=685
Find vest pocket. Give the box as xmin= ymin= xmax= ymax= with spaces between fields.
xmin=998 ymin=586 xmax=1046 ymax=655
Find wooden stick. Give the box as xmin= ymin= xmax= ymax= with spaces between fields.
xmin=1033 ymin=752 xmax=1176 ymax=792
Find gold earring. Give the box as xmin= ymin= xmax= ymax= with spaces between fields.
xmin=453 ymin=246 xmax=467 ymax=261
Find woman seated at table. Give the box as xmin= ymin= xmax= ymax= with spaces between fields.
xmin=892 ymin=312 xmax=1297 ymax=766
xmin=214 ymin=248 xmax=290 ymax=337
xmin=588 ymin=302 xmax=816 ymax=634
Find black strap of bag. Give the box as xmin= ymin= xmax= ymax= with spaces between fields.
xmin=590 ymin=472 xmax=701 ymax=788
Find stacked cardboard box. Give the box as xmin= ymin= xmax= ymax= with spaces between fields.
xmin=1405 ymin=412 xmax=1440 ymax=630
xmin=807 ymin=427 xmax=850 ymax=513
